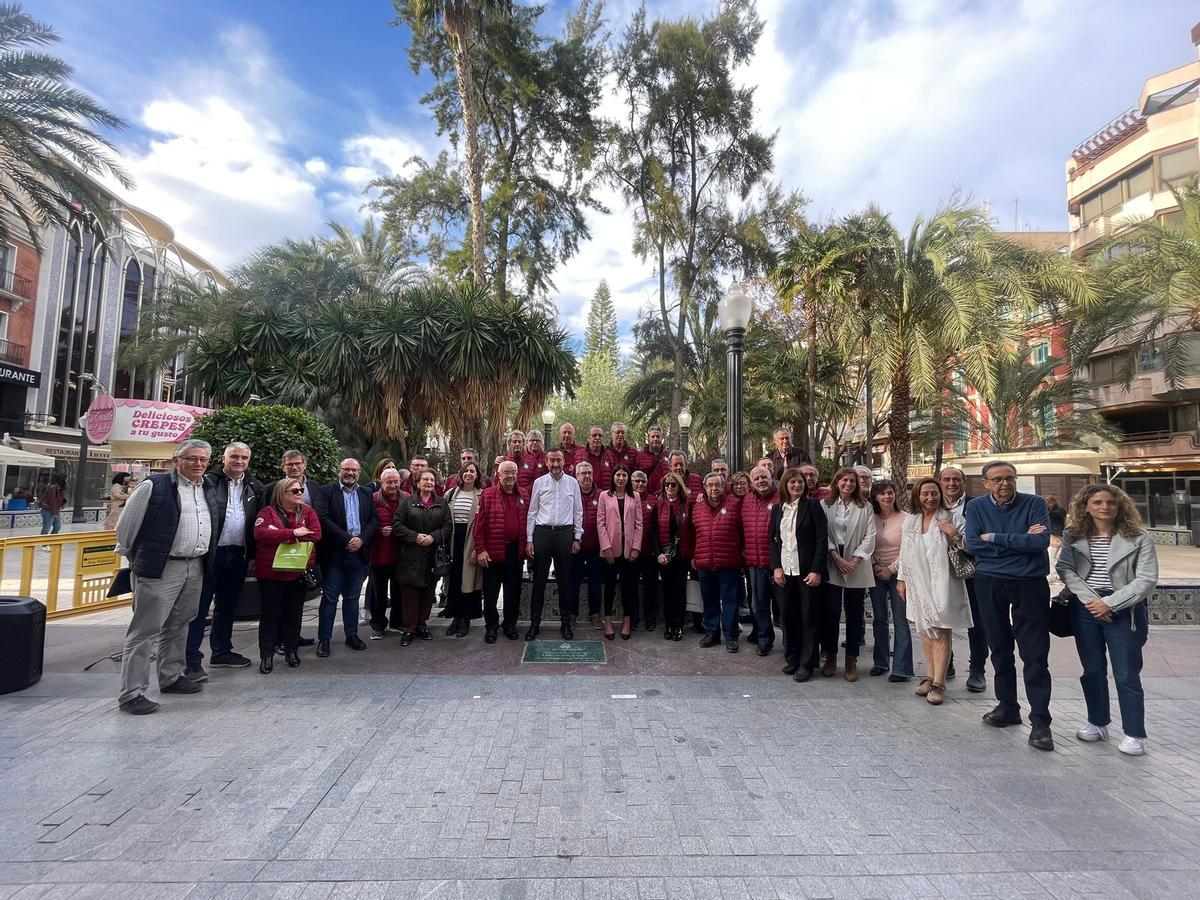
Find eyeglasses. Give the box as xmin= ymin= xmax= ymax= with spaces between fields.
xmin=287 ymin=488 xmax=304 ymax=495
xmin=987 ymin=475 xmax=1017 ymax=484
xmin=179 ymin=456 xmax=209 ymax=464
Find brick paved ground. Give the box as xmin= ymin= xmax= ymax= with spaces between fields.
xmin=2 ymin=609 xmax=1199 ymax=898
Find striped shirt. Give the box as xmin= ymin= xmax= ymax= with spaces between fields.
xmin=1086 ymin=536 xmax=1114 ymax=591
xmin=452 ymin=489 xmax=478 ymax=524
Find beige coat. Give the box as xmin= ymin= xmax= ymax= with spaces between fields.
xmin=447 ymin=487 xmax=482 ymax=594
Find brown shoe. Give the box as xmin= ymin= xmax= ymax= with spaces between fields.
xmin=821 ymin=656 xmax=837 ymax=677
xmin=844 ymin=656 xmax=858 ymax=683
xmin=915 ymin=676 xmax=933 ymax=697
xmin=927 ymin=682 xmax=945 ymax=705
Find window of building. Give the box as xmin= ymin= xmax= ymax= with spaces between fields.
xmin=1090 ymin=352 xmax=1132 ymax=384
xmin=1137 ymin=344 xmax=1166 ymax=372
xmin=1039 ymin=404 xmax=1056 ymax=440
xmin=113 ymin=259 xmax=155 ymax=400
xmin=1159 ymin=208 xmax=1185 ymax=227
xmin=951 ymin=418 xmax=968 ymax=456
xmin=1159 ymin=145 xmax=1198 ymax=191
xmin=1142 ymin=79 xmax=1200 ymax=115
xmin=1079 ymin=163 xmax=1154 ymax=223
xmin=1125 ymin=163 xmax=1153 ymax=199
xmin=0 ymin=311 xmax=9 ymax=342
xmin=0 ymin=244 xmax=14 ymax=291
xmin=1174 ymin=403 xmax=1199 ymax=435
xmin=1031 ymin=341 xmax=1050 ymax=365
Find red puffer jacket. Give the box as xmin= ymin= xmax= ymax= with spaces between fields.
xmin=557 ymin=443 xmax=585 ymax=477
xmin=682 ymin=495 xmax=744 ymax=571
xmin=636 ymin=447 xmax=670 ymax=494
xmin=253 ymin=504 xmax=321 ymax=581
xmin=370 ymin=491 xmax=401 ymax=566
xmin=505 ymin=451 xmax=547 ymax=495
xmin=606 ymin=443 xmax=638 ymax=472
xmin=579 ymin=485 xmax=601 ymax=552
xmin=638 ymin=494 xmax=660 ymax=554
xmin=740 ymin=487 xmax=779 ymax=569
xmin=580 ymin=447 xmax=611 ymax=491
xmin=655 ymin=496 xmax=689 ymax=552
xmin=473 ymin=484 xmax=529 ymax=561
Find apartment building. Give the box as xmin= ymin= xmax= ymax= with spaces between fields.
xmin=1065 ymin=23 xmax=1200 ymax=545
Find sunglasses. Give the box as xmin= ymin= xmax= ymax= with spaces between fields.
xmin=287 ymin=488 xmax=304 ymax=495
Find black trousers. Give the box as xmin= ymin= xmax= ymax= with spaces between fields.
xmin=532 ymin=525 xmax=574 ymax=623
xmin=974 ymin=574 xmax=1052 ymax=726
xmin=630 ymin=553 xmax=660 ymax=626
xmin=821 ymin=583 xmax=866 ymax=659
xmin=483 ymin=542 xmax=523 ymax=629
xmin=965 ymin=577 xmax=989 ymax=672
xmin=258 ymin=578 xmax=305 ymax=656
xmin=369 ymin=564 xmax=402 ymax=631
xmin=601 ymin=555 xmax=638 ymax=617
xmin=777 ymin=575 xmax=820 ymax=671
xmin=660 ymin=556 xmax=688 ymax=631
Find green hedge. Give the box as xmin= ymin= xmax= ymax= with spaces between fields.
xmin=190 ymin=405 xmax=341 ymax=484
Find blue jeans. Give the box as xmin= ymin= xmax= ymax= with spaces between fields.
xmin=186 ymin=546 xmax=248 ymax=667
xmin=318 ymin=554 xmax=369 ymax=642
xmin=748 ymin=566 xmax=775 ymax=649
xmin=698 ymin=568 xmax=740 ymax=641
xmin=1071 ymin=597 xmax=1148 ymax=739
xmin=571 ymin=548 xmax=603 ymax=617
xmin=40 ymin=509 xmax=62 ymax=535
xmin=870 ymin=575 xmax=913 ymax=676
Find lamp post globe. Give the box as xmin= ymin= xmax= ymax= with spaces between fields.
xmin=719 ymin=282 xmax=753 ymax=473
xmin=677 ymin=407 xmax=692 ymax=456
xmin=541 ymin=406 xmax=556 ymax=449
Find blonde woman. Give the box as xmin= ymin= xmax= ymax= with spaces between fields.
xmin=1057 ymin=484 xmax=1158 ymax=756
xmin=897 ymin=478 xmax=972 ymax=705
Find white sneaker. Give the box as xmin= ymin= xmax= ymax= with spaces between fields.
xmin=1075 ymin=723 xmax=1108 ymax=742
xmin=1118 ymin=736 xmax=1145 ymax=756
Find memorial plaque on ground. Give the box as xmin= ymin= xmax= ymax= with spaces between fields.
xmin=521 ymin=640 xmax=606 ymax=664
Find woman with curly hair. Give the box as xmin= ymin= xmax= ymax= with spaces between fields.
xmin=1057 ymin=484 xmax=1158 ymax=756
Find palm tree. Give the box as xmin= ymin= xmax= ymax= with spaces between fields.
xmin=326 ymin=219 xmax=423 ymax=294
xmin=969 ymin=347 xmax=1119 ymax=453
xmin=1085 ymin=180 xmax=1200 ymax=386
xmin=839 ymin=201 xmax=1093 ymax=486
xmin=771 ymin=223 xmax=860 ymax=461
xmin=0 ymin=3 xmax=130 ymax=250
xmin=396 ymin=1 xmax=511 ymax=285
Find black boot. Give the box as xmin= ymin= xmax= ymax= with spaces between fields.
xmin=259 ymin=655 xmax=274 ymax=674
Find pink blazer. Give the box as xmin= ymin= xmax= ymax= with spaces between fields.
xmin=596 ymin=490 xmax=644 ymax=558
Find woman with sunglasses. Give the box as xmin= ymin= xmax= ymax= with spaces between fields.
xmin=253 ymin=477 xmax=321 ymax=672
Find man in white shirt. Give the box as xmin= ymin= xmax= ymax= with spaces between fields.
xmin=526 ymin=449 xmax=583 ymax=640
xmin=184 ymin=442 xmax=262 ymax=680
xmin=115 ymin=439 xmax=219 ymax=715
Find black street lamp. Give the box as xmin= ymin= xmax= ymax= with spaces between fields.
xmin=677 ymin=407 xmax=692 ymax=457
xmin=542 ymin=406 xmax=556 ymax=450
xmin=719 ymin=282 xmax=753 ymax=473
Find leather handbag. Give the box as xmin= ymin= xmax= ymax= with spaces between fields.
xmin=433 ymin=542 xmax=451 ymax=577
xmin=1049 ymin=588 xmax=1074 ymax=638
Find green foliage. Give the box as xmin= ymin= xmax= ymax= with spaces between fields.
xmin=382 ymin=0 xmax=607 ymax=304
xmin=0 ymin=2 xmax=131 ymax=251
xmin=552 ymin=351 xmax=639 ymax=438
xmin=584 ymin=279 xmax=619 ymax=368
xmin=190 ymin=405 xmax=341 ymax=485
xmin=608 ymin=0 xmax=794 ymax=437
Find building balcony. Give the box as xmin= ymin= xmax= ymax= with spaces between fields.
xmin=0 ymin=338 xmax=25 ymax=365
xmin=1115 ymin=430 xmax=1200 ymax=462
xmin=1091 ymin=369 xmax=1200 ymax=410
xmin=0 ymin=268 xmax=34 ymax=304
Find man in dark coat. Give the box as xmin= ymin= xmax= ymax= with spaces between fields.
xmin=312 ymin=458 xmax=378 ymax=657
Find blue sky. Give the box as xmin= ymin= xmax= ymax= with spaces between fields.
xmin=36 ymin=0 xmax=1200 ymax=347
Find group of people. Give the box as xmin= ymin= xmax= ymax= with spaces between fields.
xmin=111 ymin=425 xmax=1159 ymax=758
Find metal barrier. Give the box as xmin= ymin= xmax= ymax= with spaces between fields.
xmin=0 ymin=531 xmax=130 ymax=619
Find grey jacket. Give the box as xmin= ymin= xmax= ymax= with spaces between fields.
xmin=1056 ymin=528 xmax=1159 ymax=612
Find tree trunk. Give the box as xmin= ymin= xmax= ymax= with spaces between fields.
xmin=806 ymin=292 xmax=818 ymax=462
xmin=495 ymin=212 xmax=508 ymax=304
xmin=932 ymin=402 xmax=944 ymax=474
xmin=447 ymin=19 xmax=487 ymax=286
xmin=888 ymin=361 xmax=910 ymax=491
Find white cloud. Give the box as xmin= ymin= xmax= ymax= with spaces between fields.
xmin=304 ymin=157 xmax=331 ymax=177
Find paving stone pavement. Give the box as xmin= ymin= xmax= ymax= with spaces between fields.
xmin=3 ymin=621 xmax=1200 ymax=898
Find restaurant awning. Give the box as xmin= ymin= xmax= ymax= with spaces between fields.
xmin=0 ymin=444 xmax=55 ymax=467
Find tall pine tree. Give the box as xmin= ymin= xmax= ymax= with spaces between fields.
xmin=584 ymin=279 xmax=620 ymax=368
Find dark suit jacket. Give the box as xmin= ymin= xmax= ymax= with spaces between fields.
xmin=204 ymin=471 xmax=262 ymax=560
xmin=768 ymin=499 xmax=829 ymax=579
xmin=313 ymin=482 xmax=379 ymax=566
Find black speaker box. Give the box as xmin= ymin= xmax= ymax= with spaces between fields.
xmin=0 ymin=596 xmax=46 ymax=694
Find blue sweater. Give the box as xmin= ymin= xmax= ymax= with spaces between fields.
xmin=964 ymin=492 xmax=1051 ymax=578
